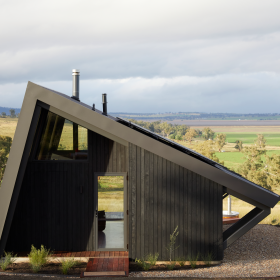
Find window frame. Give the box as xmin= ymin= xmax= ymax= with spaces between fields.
xmin=29 ymin=109 xmax=89 ymax=163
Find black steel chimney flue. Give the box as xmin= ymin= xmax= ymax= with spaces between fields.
xmin=71 ymin=69 xmax=80 ymax=101
xmin=92 ymin=103 xmax=95 ymax=111
xmin=102 ymin=93 xmax=107 ymax=115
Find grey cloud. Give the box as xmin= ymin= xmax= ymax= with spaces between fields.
xmin=1 ymin=0 xmax=280 ymax=113
xmin=2 ymin=72 xmax=280 ymax=113
xmin=1 ymin=34 xmax=280 ymax=84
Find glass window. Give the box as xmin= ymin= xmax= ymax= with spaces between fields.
xmin=36 ymin=112 xmax=88 ymax=160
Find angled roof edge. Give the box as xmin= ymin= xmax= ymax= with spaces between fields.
xmin=1 ymin=82 xmax=279 ymax=240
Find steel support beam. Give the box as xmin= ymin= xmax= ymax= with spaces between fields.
xmin=223 ymin=207 xmax=270 ymax=249
xmin=222 ymin=186 xmax=271 ymax=249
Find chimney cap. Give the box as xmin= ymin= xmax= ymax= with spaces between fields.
xmin=72 ymin=69 xmax=80 ymax=75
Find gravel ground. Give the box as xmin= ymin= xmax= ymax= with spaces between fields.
xmin=130 ymin=225 xmax=280 ymax=278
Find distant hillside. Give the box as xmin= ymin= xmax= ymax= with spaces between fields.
xmin=110 ymin=112 xmax=280 ymax=121
xmin=0 ymin=107 xmax=21 ymax=115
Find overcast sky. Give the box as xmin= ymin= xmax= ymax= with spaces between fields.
xmin=1 ymin=0 xmax=280 ymax=113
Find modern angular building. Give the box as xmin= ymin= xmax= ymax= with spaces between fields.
xmin=0 ymin=71 xmax=279 ymax=260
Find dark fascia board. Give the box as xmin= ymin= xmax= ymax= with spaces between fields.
xmin=0 ymin=82 xmax=279 ymax=241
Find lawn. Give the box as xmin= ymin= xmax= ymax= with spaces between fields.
xmin=224 ymin=132 xmax=280 ymax=146
xmin=215 ymin=150 xmax=280 ymax=170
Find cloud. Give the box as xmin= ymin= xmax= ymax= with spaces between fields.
xmin=2 ymin=72 xmax=280 ymax=113
xmin=1 ymin=0 xmax=280 ymax=112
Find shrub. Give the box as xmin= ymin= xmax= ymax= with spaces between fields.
xmin=166 ymin=261 xmax=176 ymax=270
xmin=169 ymin=134 xmax=175 ymax=139
xmin=176 ymin=256 xmax=185 ymax=267
xmin=28 ymin=245 xmax=52 ymax=273
xmin=0 ymin=252 xmax=17 ymax=271
xmin=147 ymin=253 xmax=159 ymax=266
xmin=201 ymin=252 xmax=213 ymax=267
xmin=135 ymin=257 xmax=151 ymax=271
xmin=188 ymin=253 xmax=199 ymax=269
xmin=166 ymin=226 xmax=179 ymax=262
xmin=61 ymin=258 xmax=78 ymax=275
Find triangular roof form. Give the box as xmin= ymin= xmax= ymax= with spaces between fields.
xmin=0 ymin=82 xmax=279 ymax=253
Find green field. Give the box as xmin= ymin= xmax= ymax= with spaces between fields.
xmin=98 ymin=176 xmax=124 ymax=212
xmin=225 ymin=132 xmax=280 ymax=146
xmin=216 ymin=150 xmax=280 ymax=170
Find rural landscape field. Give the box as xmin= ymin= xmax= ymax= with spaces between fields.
xmin=1 ymin=117 xmax=279 ymax=224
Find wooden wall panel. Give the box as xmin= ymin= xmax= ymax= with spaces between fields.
xmin=5 ymin=130 xmax=127 ymax=252
xmin=128 ymin=143 xmax=223 ymax=261
xmin=6 ymin=127 xmax=222 ymax=259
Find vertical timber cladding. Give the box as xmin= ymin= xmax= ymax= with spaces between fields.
xmin=5 ymin=130 xmax=127 ymax=252
xmin=128 ymin=143 xmax=223 ymax=261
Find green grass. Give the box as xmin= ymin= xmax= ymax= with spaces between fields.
xmin=98 ymin=176 xmax=124 ymax=212
xmin=224 ymin=133 xmax=280 ymax=146
xmin=216 ymin=150 xmax=280 ymax=170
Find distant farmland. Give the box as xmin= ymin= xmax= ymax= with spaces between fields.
xmin=167 ymin=120 xmax=280 ymax=126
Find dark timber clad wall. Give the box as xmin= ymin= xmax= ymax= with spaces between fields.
xmin=6 ymin=127 xmax=223 ymax=260
xmin=5 ymin=131 xmax=127 ymax=252
xmin=128 ymin=143 xmax=223 ymax=261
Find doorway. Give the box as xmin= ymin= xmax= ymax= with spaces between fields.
xmin=94 ymin=173 xmax=127 ymax=251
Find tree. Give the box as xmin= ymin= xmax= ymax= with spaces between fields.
xmin=160 ymin=122 xmax=173 ymax=137
xmin=184 ymin=128 xmax=197 ymax=144
xmin=215 ymin=133 xmax=226 ymax=152
xmin=175 ymin=134 xmax=182 ymax=140
xmin=195 ymin=129 xmax=202 ymax=137
xmin=234 ymin=140 xmax=243 ymax=152
xmin=9 ymin=109 xmax=16 ymax=118
xmin=202 ymin=127 xmax=215 ymax=140
xmin=175 ymin=125 xmax=189 ymax=136
xmin=193 ymin=140 xmax=224 ymax=165
xmin=0 ymin=136 xmax=12 ymax=187
xmin=254 ymin=134 xmax=266 ymax=149
xmin=236 ymin=146 xmax=269 ymax=190
xmin=1 ymin=112 xmax=6 ymax=118
xmin=264 ymin=154 xmax=280 ymax=191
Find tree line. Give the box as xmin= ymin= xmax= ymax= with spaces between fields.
xmin=0 ymin=109 xmax=19 ymax=118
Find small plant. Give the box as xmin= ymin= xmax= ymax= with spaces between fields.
xmin=28 ymin=245 xmax=52 ymax=273
xmin=188 ymin=253 xmax=199 ymax=269
xmin=271 ymin=218 xmax=278 ymax=224
xmin=176 ymin=256 xmax=185 ymax=267
xmin=61 ymin=258 xmax=78 ymax=275
xmin=202 ymin=252 xmax=213 ymax=267
xmin=147 ymin=252 xmax=159 ymax=266
xmin=166 ymin=261 xmax=176 ymax=270
xmin=166 ymin=226 xmax=179 ymax=262
xmin=0 ymin=252 xmax=17 ymax=271
xmin=135 ymin=257 xmax=151 ymax=271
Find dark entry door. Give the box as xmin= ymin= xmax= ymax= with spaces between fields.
xmin=94 ymin=172 xmax=127 ymax=251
